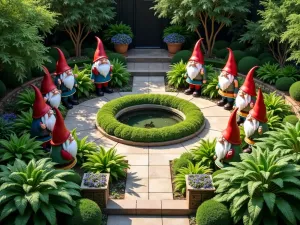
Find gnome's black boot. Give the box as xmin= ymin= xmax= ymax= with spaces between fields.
xmin=237 ymin=117 xmax=244 ymax=126
xmin=224 ymin=102 xmax=234 ymax=110
xmin=192 ymin=89 xmax=201 ymax=97
xmin=217 ymin=97 xmax=227 ymax=106
xmin=68 ymin=95 xmax=79 ymax=105
xmin=102 ymin=86 xmax=113 ymax=94
xmin=243 ymin=145 xmax=252 ymax=153
xmin=96 ymin=88 xmax=104 ymax=97
xmin=62 ymin=97 xmax=73 ymax=109
xmin=184 ymin=88 xmax=194 ymax=95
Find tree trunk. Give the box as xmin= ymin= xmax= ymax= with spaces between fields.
xmin=65 ymin=24 xmax=90 ymax=57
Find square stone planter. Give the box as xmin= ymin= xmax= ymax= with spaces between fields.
xmin=185 ymin=175 xmax=215 ymax=209
xmin=81 ymin=173 xmax=110 ymax=209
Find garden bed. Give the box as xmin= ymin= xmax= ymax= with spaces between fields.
xmin=170 ymin=160 xmax=186 ymax=200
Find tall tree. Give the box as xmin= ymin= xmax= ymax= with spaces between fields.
xmin=0 ymin=0 xmax=57 ymax=82
xmin=48 ymin=0 xmax=116 ymax=57
xmin=152 ymin=0 xmax=250 ymax=57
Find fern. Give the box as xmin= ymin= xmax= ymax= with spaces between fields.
xmin=201 ymin=71 xmax=219 ymax=99
xmin=167 ymin=60 xmax=188 ymax=89
xmin=263 ymin=92 xmax=292 ymax=119
xmin=73 ymin=64 xmax=95 ymax=97
xmin=103 ymin=22 xmax=134 ymax=41
xmin=163 ymin=25 xmax=191 ymax=38
xmin=110 ymin=59 xmax=131 ymax=88
xmin=191 ymin=138 xmax=216 ymax=169
xmin=13 ymin=108 xmax=33 ymax=136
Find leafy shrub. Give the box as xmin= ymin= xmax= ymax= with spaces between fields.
xmin=216 ymin=49 xmax=228 ymax=59
xmin=82 ymin=147 xmax=130 ymax=181
xmin=67 ymin=57 xmax=91 ymax=68
xmin=13 ymin=108 xmax=33 ymax=136
xmin=83 ymin=48 xmax=95 ymax=59
xmin=266 ymin=110 xmax=282 ymax=130
xmin=213 ymin=40 xmax=229 ymax=50
xmin=238 ymin=56 xmax=260 ymax=74
xmin=283 ymin=115 xmax=299 ymax=125
xmin=0 ymin=80 xmax=6 ymax=97
xmin=111 ymin=34 xmax=132 ymax=45
xmin=281 ymin=65 xmax=300 ymax=80
xmin=196 ymin=200 xmax=231 ymax=225
xmin=0 ymin=117 xmax=14 ymax=140
xmin=191 ymin=138 xmax=216 ymax=169
xmin=225 ymin=50 xmax=246 ymax=63
xmin=258 ymin=52 xmax=273 ymax=60
xmin=229 ymin=41 xmax=246 ymax=50
xmin=31 ymin=67 xmax=44 ymax=77
xmin=163 ymin=25 xmax=190 ymax=38
xmin=61 ymin=40 xmax=74 ymax=52
xmin=65 ymin=171 xmax=82 ymax=186
xmin=107 ymin=52 xmax=127 ymax=66
xmin=214 ymin=147 xmax=300 ymax=225
xmin=244 ymin=47 xmax=262 ymax=57
xmin=104 ymin=22 xmax=134 ymax=41
xmin=44 ymin=55 xmax=56 ymax=73
xmin=275 ymin=77 xmax=295 ymax=91
xmin=0 ymin=67 xmax=25 ymax=88
xmin=163 ymin=33 xmax=185 ymax=44
xmin=66 ymin=199 xmax=102 ymax=225
xmin=171 ymin=50 xmax=192 ymax=64
xmin=72 ymin=65 xmax=95 ymax=97
xmin=110 ymin=59 xmax=131 ymax=88
xmin=212 ymin=169 xmax=225 ymax=178
xmin=264 ymin=92 xmax=292 ymax=119
xmin=48 ymin=46 xmax=70 ymax=60
xmin=172 ymin=152 xmax=194 ymax=174
xmin=290 ymin=81 xmax=300 ymax=101
xmin=167 ymin=60 xmax=188 ymax=88
xmin=260 ymin=57 xmax=277 ymax=65
xmin=174 ymin=161 xmax=212 ymax=194
xmin=201 ymin=71 xmax=219 ymax=98
xmin=204 ymin=59 xmax=225 ymax=68
xmin=0 ymin=158 xmax=81 ymax=225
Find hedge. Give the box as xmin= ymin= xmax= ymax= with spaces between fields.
xmin=97 ymin=94 xmax=204 ymax=143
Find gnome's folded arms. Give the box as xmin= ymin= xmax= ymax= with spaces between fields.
xmin=61 ymin=149 xmax=73 ymax=160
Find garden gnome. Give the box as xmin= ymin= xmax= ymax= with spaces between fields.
xmin=54 ymin=47 xmax=78 ymax=109
xmin=30 ymin=85 xmax=56 ymax=150
xmin=91 ymin=36 xmax=113 ymax=96
xmin=50 ymin=107 xmax=77 ymax=169
xmin=40 ymin=66 xmax=61 ymax=108
xmin=214 ymin=108 xmax=242 ymax=168
xmin=184 ymin=38 xmax=207 ymax=97
xmin=234 ymin=66 xmax=258 ymax=125
xmin=216 ymin=48 xmax=239 ymax=110
xmin=243 ymin=88 xmax=268 ymax=153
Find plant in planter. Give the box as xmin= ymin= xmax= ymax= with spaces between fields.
xmin=104 ymin=22 xmax=134 ymax=41
xmin=111 ymin=34 xmax=132 ymax=54
xmin=163 ymin=33 xmax=185 ymax=54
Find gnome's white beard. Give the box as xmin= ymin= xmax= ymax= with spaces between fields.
xmin=62 ymin=140 xmax=78 ymax=158
xmin=215 ymin=140 xmax=232 ymax=160
xmin=96 ymin=61 xmax=111 ymax=77
xmin=46 ymin=91 xmax=61 ymax=108
xmin=41 ymin=113 xmax=56 ymax=131
xmin=219 ymin=74 xmax=234 ymax=90
xmin=61 ymin=73 xmax=75 ymax=90
xmin=235 ymin=94 xmax=251 ymax=111
xmin=244 ymin=118 xmax=259 ymax=138
xmin=187 ymin=64 xmax=202 ymax=80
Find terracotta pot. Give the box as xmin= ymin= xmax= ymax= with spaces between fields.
xmin=114 ymin=44 xmax=129 ymax=54
xmin=167 ymin=43 xmax=183 ymax=54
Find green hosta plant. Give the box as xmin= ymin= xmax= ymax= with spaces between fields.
xmin=214 ymin=147 xmax=300 ymax=225
xmin=73 ymin=64 xmax=95 ymax=97
xmin=103 ymin=22 xmax=134 ymax=41
xmin=167 ymin=60 xmax=188 ymax=89
xmin=0 ymin=133 xmax=45 ymax=165
xmin=281 ymin=65 xmax=300 ymax=80
xmin=174 ymin=161 xmax=212 ymax=194
xmin=191 ymin=138 xmax=216 ymax=169
xmin=0 ymin=158 xmax=81 ymax=225
xmin=82 ymin=147 xmax=130 ymax=181
xmin=13 ymin=108 xmax=33 ymax=136
xmin=71 ymin=129 xmax=98 ymax=165
xmin=263 ymin=92 xmax=292 ymax=119
xmin=266 ymin=110 xmax=282 ymax=131
xmin=110 ymin=59 xmax=130 ymax=88
xmin=201 ymin=71 xmax=219 ymax=98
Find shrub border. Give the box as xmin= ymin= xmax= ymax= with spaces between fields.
xmin=96 ymin=94 xmax=205 ymax=146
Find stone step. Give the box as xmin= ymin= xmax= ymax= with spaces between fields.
xmin=104 ymin=199 xmax=195 ymax=215
xmin=128 ymin=62 xmax=170 ymax=76
xmin=127 ymin=49 xmax=172 ymax=63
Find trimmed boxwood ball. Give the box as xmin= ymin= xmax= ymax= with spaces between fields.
xmin=171 ymin=50 xmax=192 ymax=64
xmin=289 ymin=81 xmax=300 ymax=101
xmin=225 ymin=50 xmax=246 ymax=63
xmin=83 ymin=48 xmax=95 ymax=59
xmin=216 ymin=49 xmax=228 ymax=59
xmin=229 ymin=41 xmax=246 ymax=50
xmin=172 ymin=152 xmax=194 ymax=174
xmin=238 ymin=56 xmax=260 ymax=74
xmin=275 ymin=77 xmax=295 ymax=91
xmin=107 ymin=52 xmax=126 ymax=66
xmin=196 ymin=200 xmax=231 ymax=225
xmin=244 ymin=48 xmax=262 ymax=57
xmin=66 ymin=199 xmax=102 ymax=225
xmin=283 ymin=115 xmax=299 ymax=125
xmin=48 ymin=46 xmax=70 ymax=60
xmin=260 ymin=57 xmax=277 ymax=65
xmin=258 ymin=52 xmax=273 ymax=60
xmin=0 ymin=80 xmax=6 ymax=98
xmin=213 ymin=40 xmax=229 ymax=50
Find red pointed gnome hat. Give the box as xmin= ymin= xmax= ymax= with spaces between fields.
xmin=222 ymin=48 xmax=237 ymax=76
xmin=250 ymin=88 xmax=268 ymax=123
xmin=55 ymin=47 xmax=71 ymax=75
xmin=222 ymin=108 xmax=242 ymax=145
xmin=240 ymin=66 xmax=258 ymax=96
xmin=40 ymin=66 xmax=57 ymax=95
xmin=50 ymin=107 xmax=70 ymax=146
xmin=93 ymin=36 xmax=108 ymax=63
xmin=189 ymin=38 xmax=204 ymax=65
xmin=31 ymin=85 xmax=51 ymax=119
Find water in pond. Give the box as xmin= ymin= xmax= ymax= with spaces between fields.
xmin=118 ymin=109 xmax=182 ymax=128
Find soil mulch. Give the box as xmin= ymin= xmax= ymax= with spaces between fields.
xmin=169 ymin=160 xmax=186 ymax=200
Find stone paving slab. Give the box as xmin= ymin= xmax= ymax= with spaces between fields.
xmin=149 ymin=154 xmax=180 ymax=166
xmin=75 ymin=129 xmax=103 ymax=142
xmin=149 ymin=193 xmax=173 ymax=200
xmin=107 ymin=215 xmax=189 ymax=225
xmin=115 ymin=143 xmax=148 ymax=154
xmin=149 ymin=166 xmax=171 ymax=178
xmin=127 ymin=166 xmax=149 ymax=179
xmin=201 ymin=105 xmax=231 ymax=117
xmin=93 ymin=136 xmax=118 ymax=149
xmin=149 ymin=144 xmax=187 ymax=154
xmin=205 ymin=117 xmax=228 ymax=131
xmin=149 ymin=178 xmax=172 ymax=193
xmin=79 ymin=97 xmax=109 ymax=108
xmin=125 ymin=178 xmax=148 ymax=193
xmin=124 ymin=154 xmax=149 ymax=166
xmin=125 ymin=192 xmax=149 ymax=200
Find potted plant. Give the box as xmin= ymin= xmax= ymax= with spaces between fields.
xmin=111 ymin=34 xmax=132 ymax=54
xmin=164 ymin=33 xmax=185 ymax=54
xmin=185 ymin=174 xmax=215 ymax=209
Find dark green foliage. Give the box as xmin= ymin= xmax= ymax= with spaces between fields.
xmin=110 ymin=59 xmax=131 ymax=88
xmin=283 ymin=115 xmax=299 ymax=125
xmin=0 ymin=67 xmax=27 ymax=88
xmin=275 ymin=77 xmax=295 ymax=91
xmin=260 ymin=57 xmax=277 ymax=65
xmin=264 ymin=92 xmax=292 ymax=120
xmin=44 ymin=55 xmax=57 ymax=73
xmin=225 ymin=50 xmax=246 ymax=63
xmin=104 ymin=22 xmax=134 ymax=41
xmin=31 ymin=67 xmax=44 ymax=77
xmin=61 ymin=40 xmax=74 ymax=52
xmin=48 ymin=46 xmax=70 ymax=61
xmin=238 ymin=56 xmax=260 ymax=74
xmin=83 ymin=48 xmax=95 ymax=59
xmin=167 ymin=60 xmax=188 ymax=88
xmin=107 ymin=52 xmax=127 ymax=66
xmin=66 ymin=199 xmax=102 ymax=225
xmin=244 ymin=47 xmax=262 ymax=57
xmin=201 ymin=71 xmax=220 ymax=98
xmin=229 ymin=41 xmax=246 ymax=50
xmin=13 ymin=108 xmax=33 ymax=136
xmin=196 ymin=200 xmax=231 ymax=225
xmin=0 ymin=117 xmax=14 ymax=140
xmin=0 ymin=80 xmax=6 ymax=97
xmin=73 ymin=65 xmax=95 ymax=97
xmin=191 ymin=138 xmax=216 ymax=169
xmin=290 ymin=81 xmax=300 ymax=101
xmin=163 ymin=25 xmax=190 ymax=38
xmin=258 ymin=52 xmax=273 ymax=60
xmin=216 ymin=49 xmax=228 ymax=59
xmin=204 ymin=59 xmax=225 ymax=68
xmin=64 ymin=171 xmax=82 ymax=186
xmin=171 ymin=50 xmax=192 ymax=64
xmin=68 ymin=58 xmax=92 ymax=68
xmin=213 ymin=40 xmax=230 ymax=50
xmin=172 ymin=152 xmax=194 ymax=174
xmin=212 ymin=169 xmax=225 ymax=178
